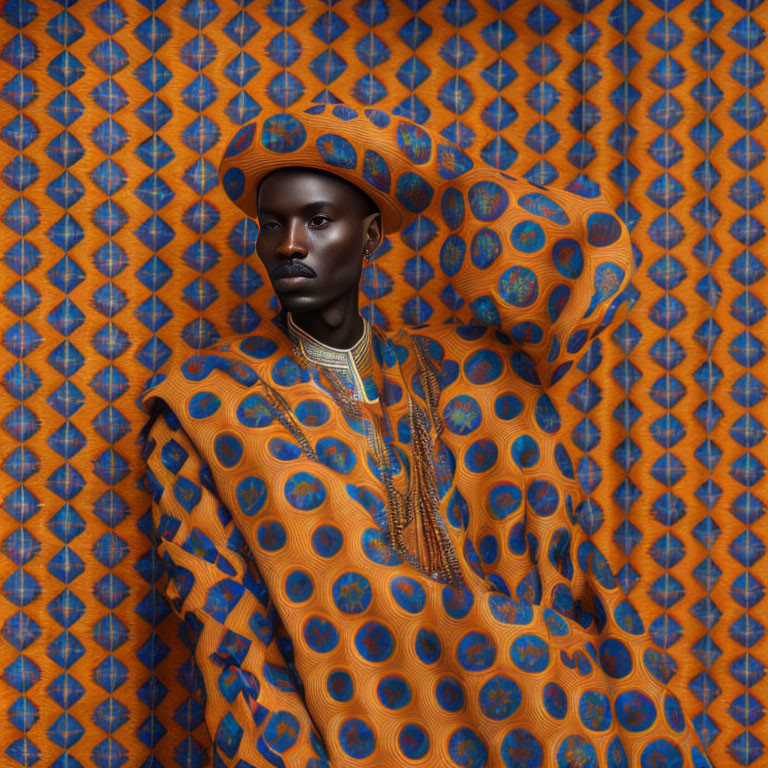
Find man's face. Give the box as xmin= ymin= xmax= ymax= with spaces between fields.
xmin=255 ymin=167 xmax=380 ymax=315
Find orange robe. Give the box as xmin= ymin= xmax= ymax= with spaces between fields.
xmin=142 ymin=181 xmax=712 ymax=768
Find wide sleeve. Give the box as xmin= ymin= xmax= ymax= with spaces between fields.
xmin=446 ymin=170 xmax=636 ymax=389
xmin=142 ymin=402 xmax=329 ymax=768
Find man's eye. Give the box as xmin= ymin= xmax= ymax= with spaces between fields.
xmin=261 ymin=221 xmax=279 ymax=230
xmin=309 ymin=215 xmax=330 ymax=226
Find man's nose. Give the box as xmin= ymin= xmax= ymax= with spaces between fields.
xmin=276 ymin=219 xmax=307 ymax=258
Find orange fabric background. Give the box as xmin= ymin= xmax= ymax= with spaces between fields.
xmin=0 ymin=1 xmax=765 ymax=766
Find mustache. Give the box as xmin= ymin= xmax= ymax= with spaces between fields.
xmin=269 ymin=260 xmax=317 ymax=280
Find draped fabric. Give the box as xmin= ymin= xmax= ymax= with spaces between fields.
xmin=0 ymin=2 xmax=765 ymax=767
xmin=141 ymin=309 xmax=708 ymax=766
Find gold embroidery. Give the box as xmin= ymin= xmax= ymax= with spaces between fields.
xmin=286 ymin=317 xmax=465 ymax=588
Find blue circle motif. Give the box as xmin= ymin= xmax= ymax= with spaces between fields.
xmin=354 ymin=621 xmax=394 ymax=663
xmin=237 ymin=393 xmax=273 ymax=428
xmin=442 ymin=585 xmax=474 ymax=619
xmin=338 ymin=718 xmax=375 ymax=759
xmin=640 ymin=740 xmax=682 ymax=768
xmin=398 ymin=723 xmax=429 ymax=759
xmin=510 ymin=321 xmax=543 ymax=344
xmin=441 ymin=187 xmax=465 ymax=229
xmin=510 ymin=634 xmax=550 ymax=673
xmin=494 ymin=393 xmax=523 ymax=421
xmin=264 ymin=711 xmax=299 ymax=752
xmin=440 ymin=234 xmax=466 ymax=276
xmin=614 ymin=690 xmax=657 ymax=732
xmin=295 ymin=400 xmax=330 ymax=426
xmin=510 ymin=220 xmax=545 ymax=253
xmin=578 ymin=691 xmax=612 ymax=731
xmin=304 ymin=615 xmax=340 ymax=654
xmin=501 ymin=729 xmax=543 ymax=768
xmin=465 ymin=439 xmax=498 ymax=473
xmin=464 ymin=348 xmax=503 ymax=384
xmin=240 ymin=336 xmax=278 ymax=358
xmin=214 ymin=434 xmax=243 ymax=468
xmin=377 ymin=675 xmax=411 ymax=709
xmin=285 ymin=472 xmax=326 ymax=510
xmin=222 ymin=167 xmax=245 ymax=201
xmin=332 ymin=572 xmax=372 ymax=614
xmin=390 ymin=576 xmax=426 ymax=613
xmin=361 ymin=528 xmax=403 ymax=566
xmin=607 ymin=737 xmax=628 ymax=768
xmin=397 ymin=121 xmax=431 ymax=164
xmin=478 ymin=534 xmax=498 ymax=564
xmin=444 ymin=395 xmax=482 ymax=435
xmin=499 ymin=266 xmax=539 ymax=307
xmin=478 ymin=676 xmax=521 ymax=720
xmin=543 ymin=682 xmax=567 ymax=719
xmin=469 ymin=295 xmax=500 ymax=325
xmin=552 ymin=238 xmax=584 ymax=278
xmin=664 ymin=695 xmax=685 ymax=732
xmin=598 ymin=638 xmax=632 ymax=679
xmin=557 ymin=736 xmax=597 ymax=768
xmin=271 ymin=355 xmax=303 ymax=385
xmin=268 ymin=438 xmax=302 ymax=461
xmin=527 ymin=480 xmax=559 ymax=516
xmin=316 ymin=437 xmax=356 ymax=474
xmin=456 ymin=631 xmax=496 ymax=671
xmin=262 ymin=114 xmax=307 ymax=153
xmin=518 ymin=192 xmax=570 ymax=225
xmin=535 ymin=393 xmax=561 ymax=434
xmin=316 ymin=133 xmax=357 ymax=169
xmin=548 ymin=284 xmax=571 ymax=322
xmin=555 ymin=443 xmax=574 ymax=479
xmin=188 ymin=391 xmax=220 ymax=419
xmin=312 ymin=525 xmax=343 ymax=557
xmin=285 ymin=570 xmax=313 ymax=602
xmin=468 ymin=181 xmax=509 ymax=221
xmin=415 ymin=627 xmax=441 ymax=664
xmin=327 ymin=669 xmax=353 ymax=702
xmin=396 ymin=172 xmax=434 ymax=213
xmin=471 ymin=227 xmax=502 ymax=268
xmin=236 ymin=476 xmax=267 ymax=516
xmin=586 ymin=211 xmax=622 ymax=247
xmin=507 ymin=522 xmax=526 ymax=555
xmin=362 ymin=149 xmax=391 ymax=193
xmin=436 ymin=676 xmax=464 ymax=711
xmin=449 ymin=727 xmax=488 ymax=768
xmin=257 ymin=520 xmax=286 ymax=551
xmin=543 ymin=608 xmax=570 ymax=636
xmin=488 ymin=594 xmax=534 ymax=626
xmin=512 ymin=435 xmax=540 ymax=468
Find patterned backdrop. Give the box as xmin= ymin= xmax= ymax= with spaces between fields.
xmin=0 ymin=0 xmax=765 ymax=767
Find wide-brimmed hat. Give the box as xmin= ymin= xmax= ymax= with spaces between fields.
xmin=218 ymin=104 xmax=476 ymax=234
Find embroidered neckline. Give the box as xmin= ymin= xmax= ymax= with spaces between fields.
xmin=287 ymin=312 xmax=376 ymax=403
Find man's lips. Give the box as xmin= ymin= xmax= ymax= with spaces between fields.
xmin=269 ymin=260 xmax=316 ymax=280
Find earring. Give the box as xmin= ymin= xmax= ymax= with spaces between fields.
xmin=364 ymin=248 xmax=373 ymax=262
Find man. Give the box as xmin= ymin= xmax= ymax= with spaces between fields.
xmin=142 ymin=105 xmax=711 ymax=767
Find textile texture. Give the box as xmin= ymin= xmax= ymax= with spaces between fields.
xmin=0 ymin=1 xmax=765 ymax=768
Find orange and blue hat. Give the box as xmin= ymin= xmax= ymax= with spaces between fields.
xmin=218 ymin=104 xmax=476 ymax=235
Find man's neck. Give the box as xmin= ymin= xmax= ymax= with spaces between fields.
xmin=288 ymin=294 xmax=364 ymax=349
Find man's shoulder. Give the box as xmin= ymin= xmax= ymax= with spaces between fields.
xmin=141 ymin=319 xmax=294 ymax=413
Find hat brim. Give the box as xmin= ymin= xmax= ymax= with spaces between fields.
xmin=219 ymin=112 xmax=406 ymax=234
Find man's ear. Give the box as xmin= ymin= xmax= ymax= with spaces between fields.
xmin=364 ymin=212 xmax=383 ymax=254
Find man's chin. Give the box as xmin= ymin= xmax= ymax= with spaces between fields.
xmin=275 ymin=293 xmax=320 ymax=313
